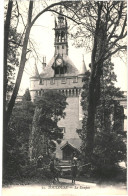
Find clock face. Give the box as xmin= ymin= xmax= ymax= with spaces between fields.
xmin=56 ymin=58 xmax=62 ymax=65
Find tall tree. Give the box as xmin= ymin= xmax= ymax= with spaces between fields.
xmin=6 ymin=27 xmax=21 ymax=93
xmin=77 ymin=59 xmax=126 ymax=167
xmin=5 ymin=1 xmax=34 ymax=127
xmin=30 ymin=90 xmax=67 ymax=159
xmin=3 ymin=0 xmax=14 ymax=179
xmin=4 ymin=0 xmax=13 ymax=103
xmin=71 ymin=1 xmax=127 ymax=155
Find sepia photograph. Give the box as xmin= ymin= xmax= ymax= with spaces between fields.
xmin=2 ymin=0 xmax=127 ymax=195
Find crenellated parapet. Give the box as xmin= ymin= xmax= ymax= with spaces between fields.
xmin=30 ymin=75 xmax=84 ymax=101
xmin=34 ymin=87 xmax=82 ymax=99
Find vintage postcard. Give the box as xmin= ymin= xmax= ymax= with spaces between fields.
xmin=2 ymin=0 xmax=127 ymax=195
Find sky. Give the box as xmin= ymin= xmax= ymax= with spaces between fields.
xmin=2 ymin=0 xmax=127 ymax=95
xmin=18 ymin=5 xmax=127 ymax=95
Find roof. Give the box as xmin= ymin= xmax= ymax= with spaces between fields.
xmin=60 ymin=139 xmax=81 ymax=151
xmin=30 ymin=63 xmax=40 ymax=78
xmin=40 ymin=55 xmax=79 ymax=78
xmin=79 ymin=55 xmax=87 ymax=75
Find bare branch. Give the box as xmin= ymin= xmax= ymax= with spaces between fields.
xmin=19 ymin=12 xmax=26 ymax=28
xmin=47 ymin=9 xmax=80 ymax=25
xmin=28 ymin=39 xmax=43 ymax=64
xmin=104 ymin=45 xmax=127 ymax=61
xmin=107 ymin=25 xmax=127 ymax=53
xmin=30 ymin=1 xmax=70 ymax=28
xmin=62 ymin=2 xmax=82 ymax=21
xmin=107 ymin=2 xmax=124 ymax=43
xmin=15 ymin=1 xmax=19 ymax=28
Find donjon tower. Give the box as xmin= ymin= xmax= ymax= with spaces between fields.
xmin=30 ymin=10 xmax=87 ymax=160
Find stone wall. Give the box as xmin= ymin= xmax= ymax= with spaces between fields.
xmin=30 ymin=76 xmax=84 ymax=101
xmin=29 ymin=75 xmax=84 ymax=159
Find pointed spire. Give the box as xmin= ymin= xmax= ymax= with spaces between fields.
xmin=31 ymin=63 xmax=39 ymax=78
xmin=79 ymin=55 xmax=87 ymax=75
xmin=58 ymin=5 xmax=64 ymax=20
xmin=42 ymin=56 xmax=46 ymax=69
xmin=59 ymin=5 xmax=62 ymax=14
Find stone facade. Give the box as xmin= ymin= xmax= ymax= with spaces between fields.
xmin=29 ymin=10 xmax=86 ymax=160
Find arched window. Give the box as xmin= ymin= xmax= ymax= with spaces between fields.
xmin=61 ymin=31 xmax=65 ymax=42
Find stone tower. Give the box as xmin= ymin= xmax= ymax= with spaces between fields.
xmin=29 ymin=10 xmax=87 ymax=160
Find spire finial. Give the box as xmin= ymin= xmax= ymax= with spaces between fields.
xmin=58 ymin=5 xmax=64 ymax=20
xmin=54 ymin=17 xmax=57 ymax=27
xmin=79 ymin=54 xmax=87 ymax=75
xmin=31 ymin=61 xmax=39 ymax=78
xmin=42 ymin=56 xmax=46 ymax=69
xmin=59 ymin=5 xmax=62 ymax=14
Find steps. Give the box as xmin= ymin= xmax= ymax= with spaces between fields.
xmin=58 ymin=160 xmax=71 ymax=171
xmin=59 ymin=160 xmax=71 ymax=166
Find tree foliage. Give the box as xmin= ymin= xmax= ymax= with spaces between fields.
xmin=22 ymin=88 xmax=31 ymax=101
xmin=71 ymin=1 xmax=127 ymax=154
xmin=77 ymin=59 xmax=126 ymax=170
xmin=71 ymin=1 xmax=127 ymax=57
xmin=4 ymin=1 xmax=23 ymax=95
xmin=5 ymin=100 xmax=35 ymax=180
xmin=6 ymin=26 xmax=21 ymax=93
xmin=30 ymin=90 xmax=67 ymax=159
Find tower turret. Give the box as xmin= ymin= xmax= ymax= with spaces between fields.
xmin=54 ymin=7 xmax=68 ymax=56
xmin=79 ymin=55 xmax=87 ymax=75
xmin=31 ymin=63 xmax=40 ymax=78
xmin=42 ymin=56 xmax=46 ymax=69
xmin=29 ymin=63 xmax=40 ymax=102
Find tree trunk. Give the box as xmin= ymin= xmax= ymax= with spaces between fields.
xmin=3 ymin=0 xmax=13 ymax=180
xmin=86 ymin=65 xmax=102 ymax=158
xmin=5 ymin=27 xmax=31 ymax=123
xmin=4 ymin=0 xmax=13 ymax=105
xmin=85 ymin=2 xmax=104 ymax=159
xmin=3 ymin=1 xmax=33 ymax=180
xmin=86 ymin=79 xmax=96 ymax=155
xmin=5 ymin=1 xmax=33 ymax=125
